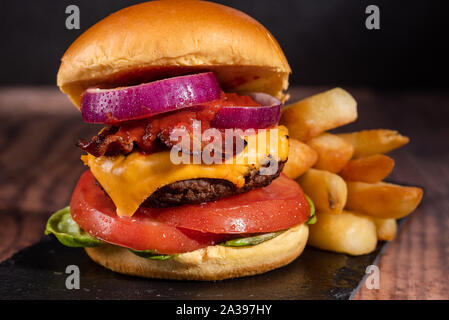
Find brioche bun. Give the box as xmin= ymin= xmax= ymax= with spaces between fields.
xmin=57 ymin=0 xmax=291 ymax=107
xmin=85 ymin=223 xmax=308 ymax=281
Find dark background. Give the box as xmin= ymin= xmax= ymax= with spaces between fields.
xmin=0 ymin=0 xmax=447 ymax=88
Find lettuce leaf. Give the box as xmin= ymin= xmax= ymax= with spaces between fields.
xmin=220 ymin=231 xmax=284 ymax=247
xmin=305 ymin=194 xmax=317 ymax=225
xmin=128 ymin=249 xmax=175 ymax=260
xmin=45 ymin=207 xmax=103 ymax=247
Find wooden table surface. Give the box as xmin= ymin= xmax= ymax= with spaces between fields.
xmin=0 ymin=86 xmax=448 ymax=300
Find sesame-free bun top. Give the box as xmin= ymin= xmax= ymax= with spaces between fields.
xmin=57 ymin=0 xmax=291 ymax=108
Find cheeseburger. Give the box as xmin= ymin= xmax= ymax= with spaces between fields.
xmin=45 ymin=0 xmax=315 ymax=280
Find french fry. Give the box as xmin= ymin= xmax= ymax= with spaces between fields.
xmin=346 ymin=181 xmax=423 ymax=219
xmin=308 ymin=210 xmax=378 ymax=255
xmin=282 ymin=139 xmax=318 ymax=179
xmin=337 ymin=130 xmax=409 ymax=158
xmin=373 ymin=218 xmax=397 ymax=241
xmin=297 ymin=169 xmax=347 ymax=214
xmin=306 ymin=133 xmax=354 ymax=173
xmin=280 ymin=88 xmax=357 ymax=141
xmin=339 ymin=154 xmax=395 ymax=183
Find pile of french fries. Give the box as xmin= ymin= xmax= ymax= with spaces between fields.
xmin=281 ymin=88 xmax=423 ymax=255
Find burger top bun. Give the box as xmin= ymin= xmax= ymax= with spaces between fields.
xmin=57 ymin=0 xmax=291 ymax=108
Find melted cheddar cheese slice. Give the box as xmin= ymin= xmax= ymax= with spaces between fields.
xmin=82 ymin=126 xmax=289 ymax=216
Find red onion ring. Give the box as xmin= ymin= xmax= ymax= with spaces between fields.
xmin=81 ymin=72 xmax=221 ymax=124
xmin=211 ymin=92 xmax=282 ymax=129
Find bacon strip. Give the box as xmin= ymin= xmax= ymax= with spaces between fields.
xmin=77 ymin=93 xmax=260 ymax=157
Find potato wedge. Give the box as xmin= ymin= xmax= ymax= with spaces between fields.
xmin=346 ymin=181 xmax=423 ymax=219
xmin=307 ymin=133 xmax=354 ymax=173
xmin=339 ymin=154 xmax=394 ymax=183
xmin=282 ymin=139 xmax=318 ymax=179
xmin=280 ymin=88 xmax=357 ymax=141
xmin=337 ymin=130 xmax=409 ymax=158
xmin=297 ymin=169 xmax=347 ymax=214
xmin=308 ymin=210 xmax=377 ymax=255
xmin=373 ymin=218 xmax=397 ymax=241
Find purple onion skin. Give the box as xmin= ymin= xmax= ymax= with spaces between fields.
xmin=211 ymin=92 xmax=282 ymax=130
xmin=81 ymin=72 xmax=222 ymax=124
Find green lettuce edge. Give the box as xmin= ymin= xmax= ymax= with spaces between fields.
xmin=220 ymin=231 xmax=284 ymax=247
xmin=305 ymin=194 xmax=317 ymax=225
xmin=45 ymin=207 xmax=103 ymax=247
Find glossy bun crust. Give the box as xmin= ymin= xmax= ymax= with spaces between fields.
xmin=57 ymin=0 xmax=291 ymax=107
xmin=85 ymin=223 xmax=308 ymax=280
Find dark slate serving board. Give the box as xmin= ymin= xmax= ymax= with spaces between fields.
xmin=0 ymin=234 xmax=392 ymax=300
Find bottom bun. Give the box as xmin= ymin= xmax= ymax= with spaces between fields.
xmin=85 ymin=223 xmax=309 ymax=281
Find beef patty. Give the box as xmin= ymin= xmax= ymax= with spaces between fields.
xmin=142 ymin=160 xmax=285 ymax=208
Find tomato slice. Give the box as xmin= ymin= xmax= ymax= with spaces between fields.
xmin=139 ymin=173 xmax=310 ymax=233
xmin=70 ymin=171 xmax=223 ymax=254
xmin=70 ymin=171 xmax=309 ymax=254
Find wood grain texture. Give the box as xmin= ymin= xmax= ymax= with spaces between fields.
xmin=0 ymin=87 xmax=448 ymax=299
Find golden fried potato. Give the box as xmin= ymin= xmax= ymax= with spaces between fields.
xmin=339 ymin=154 xmax=395 ymax=183
xmin=280 ymin=88 xmax=357 ymax=141
xmin=282 ymin=139 xmax=318 ymax=179
xmin=308 ymin=210 xmax=377 ymax=255
xmin=346 ymin=181 xmax=423 ymax=219
xmin=306 ymin=133 xmax=354 ymax=173
xmin=373 ymin=218 xmax=397 ymax=241
xmin=297 ymin=169 xmax=347 ymax=214
xmin=337 ymin=130 xmax=409 ymax=158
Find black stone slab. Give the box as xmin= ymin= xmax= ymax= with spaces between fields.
xmin=0 ymin=235 xmax=391 ymax=300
